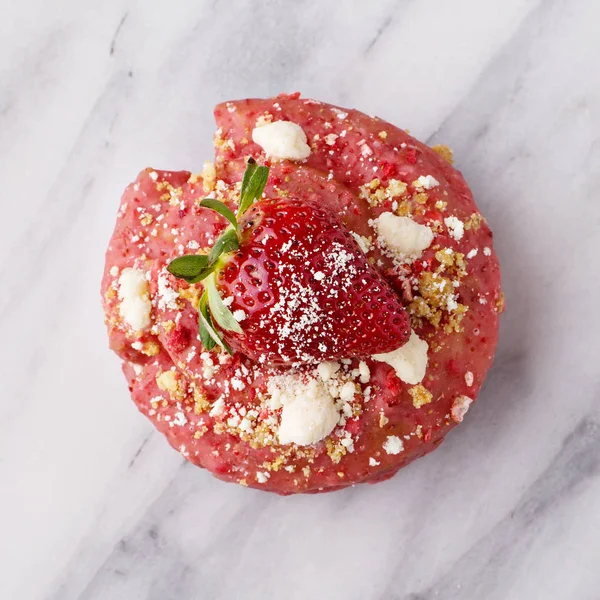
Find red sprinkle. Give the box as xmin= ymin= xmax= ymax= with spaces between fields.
xmin=345 ymin=417 xmax=362 ymax=435
xmin=446 ymin=359 xmax=461 ymax=375
xmin=379 ymin=161 xmax=397 ymax=179
xmin=167 ymin=324 xmax=191 ymax=353
xmin=412 ymin=259 xmax=431 ymax=275
xmin=424 ymin=209 xmax=443 ymax=223
xmin=384 ymin=370 xmax=402 ymax=405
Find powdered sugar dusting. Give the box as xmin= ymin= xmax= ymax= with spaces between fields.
xmin=157 ymin=269 xmax=180 ymax=310
xmin=257 ymin=239 xmax=362 ymax=363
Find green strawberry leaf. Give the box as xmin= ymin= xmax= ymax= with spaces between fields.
xmin=199 ymin=198 xmax=238 ymax=231
xmin=167 ymin=255 xmax=209 ymax=282
xmin=205 ymin=274 xmax=243 ymax=334
xmin=198 ymin=312 xmax=216 ymax=351
xmin=238 ymin=164 xmax=269 ymax=216
xmin=198 ymin=292 xmax=220 ymax=351
xmin=208 ymin=227 xmax=239 ymax=266
xmin=239 ymin=157 xmax=258 ymax=206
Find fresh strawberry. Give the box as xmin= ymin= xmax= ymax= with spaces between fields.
xmin=217 ymin=197 xmax=410 ymax=364
xmin=167 ymin=158 xmax=410 ymax=365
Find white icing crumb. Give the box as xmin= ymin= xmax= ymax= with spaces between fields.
xmin=231 ymin=377 xmax=245 ymax=391
xmin=270 ymin=374 xmax=340 ymax=446
xmin=317 ymin=361 xmax=341 ymax=382
xmin=157 ymin=270 xmax=179 ymax=310
xmin=256 ymin=471 xmax=270 ymax=484
xmin=109 ymin=266 xmax=119 ymax=277
xmin=413 ymin=175 xmax=440 ymax=190
xmin=372 ymin=213 xmax=434 ymax=262
xmin=369 ymin=457 xmax=380 ymax=466
xmin=351 ymin=231 xmax=371 ymax=254
xmin=483 ymin=247 xmax=492 ymax=256
xmin=339 ymin=381 xmax=356 ymax=402
xmin=446 ymin=294 xmax=458 ymax=312
xmin=314 ymin=271 xmax=325 ymax=281
xmin=466 ymin=248 xmax=478 ymax=259
xmin=358 ymin=361 xmax=371 ymax=384
xmin=444 ymin=216 xmax=465 ymax=241
xmin=209 ymin=397 xmax=225 ymax=417
xmin=451 ymin=395 xmax=473 ymax=423
xmin=201 ymin=352 xmax=215 ymax=380
xmin=340 ymin=434 xmax=354 ymax=450
xmin=465 ymin=371 xmax=474 ymax=387
xmin=118 ymin=268 xmax=151 ymax=331
xmin=233 ymin=309 xmax=247 ymax=322
xmin=383 ymin=436 xmax=404 ymax=455
xmin=252 ymin=121 xmax=311 ymax=161
xmin=173 ymin=412 xmax=187 ymax=426
xmin=360 ymin=143 xmax=373 ymax=157
xmin=372 ymin=330 xmax=429 ymax=385
xmin=239 ymin=417 xmax=252 ymax=432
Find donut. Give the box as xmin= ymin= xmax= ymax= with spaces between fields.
xmin=101 ymin=93 xmax=503 ymax=494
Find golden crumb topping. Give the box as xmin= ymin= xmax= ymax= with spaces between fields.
xmin=326 ymin=438 xmax=347 ymax=464
xmin=431 ymin=144 xmax=454 ymax=164
xmin=193 ymin=387 xmax=210 ymax=414
xmin=156 ymin=370 xmax=185 ymax=401
xmin=495 ymin=292 xmax=506 ymax=314
xmin=359 ymin=178 xmax=409 ymax=207
xmin=155 ymin=181 xmax=184 ymax=207
xmin=201 ymin=161 xmax=217 ymax=193
xmin=141 ymin=341 xmax=160 ymax=356
xmin=464 ymin=213 xmax=485 ymax=231
xmin=408 ymin=384 xmax=433 ymax=408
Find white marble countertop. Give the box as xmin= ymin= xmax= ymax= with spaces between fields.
xmin=2 ymin=1 xmax=600 ymax=598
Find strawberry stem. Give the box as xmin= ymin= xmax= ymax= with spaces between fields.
xmin=166 ymin=157 xmax=270 ymax=351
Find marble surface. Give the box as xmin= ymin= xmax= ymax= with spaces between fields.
xmin=2 ymin=0 xmax=600 ymax=598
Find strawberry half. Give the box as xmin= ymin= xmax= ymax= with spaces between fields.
xmin=167 ymin=158 xmax=410 ymax=366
